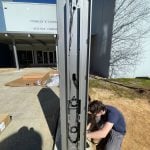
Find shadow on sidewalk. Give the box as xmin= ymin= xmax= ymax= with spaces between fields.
xmin=0 ymin=126 xmax=42 ymax=150
xmin=37 ymin=87 xmax=60 ymax=143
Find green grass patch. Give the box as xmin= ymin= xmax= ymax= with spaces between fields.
xmin=110 ymin=78 xmax=150 ymax=90
xmin=89 ymin=78 xmax=150 ymax=100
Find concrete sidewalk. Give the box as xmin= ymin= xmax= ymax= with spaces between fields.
xmin=0 ymin=68 xmax=60 ymax=150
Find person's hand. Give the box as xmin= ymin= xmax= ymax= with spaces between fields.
xmin=86 ymin=132 xmax=91 ymax=139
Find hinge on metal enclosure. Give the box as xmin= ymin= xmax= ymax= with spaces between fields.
xmin=68 ymin=96 xmax=81 ymax=112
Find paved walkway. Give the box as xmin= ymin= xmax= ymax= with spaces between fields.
xmin=0 ymin=68 xmax=60 ymax=150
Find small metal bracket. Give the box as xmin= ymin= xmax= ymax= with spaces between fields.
xmin=68 ymin=96 xmax=80 ymax=110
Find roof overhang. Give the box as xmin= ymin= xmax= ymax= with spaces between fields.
xmin=0 ymin=33 xmax=57 ymax=46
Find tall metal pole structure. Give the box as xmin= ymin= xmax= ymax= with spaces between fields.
xmin=57 ymin=0 xmax=92 ymax=149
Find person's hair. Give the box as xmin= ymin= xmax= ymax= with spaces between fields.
xmin=88 ymin=100 xmax=106 ymax=115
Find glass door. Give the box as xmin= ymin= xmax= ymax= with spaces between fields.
xmin=49 ymin=52 xmax=54 ymax=64
xmin=37 ymin=51 xmax=43 ymax=64
xmin=43 ymin=52 xmax=48 ymax=64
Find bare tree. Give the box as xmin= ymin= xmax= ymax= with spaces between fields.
xmin=109 ymin=0 xmax=150 ymax=78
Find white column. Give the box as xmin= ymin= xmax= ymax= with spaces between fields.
xmin=55 ymin=45 xmax=58 ymax=70
xmin=12 ymin=39 xmax=19 ymax=70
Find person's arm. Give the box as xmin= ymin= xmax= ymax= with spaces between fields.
xmin=86 ymin=122 xmax=113 ymax=140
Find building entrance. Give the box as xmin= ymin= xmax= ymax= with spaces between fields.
xmin=36 ymin=51 xmax=56 ymax=65
xmin=17 ymin=50 xmax=56 ymax=67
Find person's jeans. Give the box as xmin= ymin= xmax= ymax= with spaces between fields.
xmin=97 ymin=129 xmax=124 ymax=150
xmin=105 ymin=129 xmax=124 ymax=150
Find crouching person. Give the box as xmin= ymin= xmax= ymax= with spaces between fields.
xmin=87 ymin=100 xmax=126 ymax=150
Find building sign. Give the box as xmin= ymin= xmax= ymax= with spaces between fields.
xmin=1 ymin=2 xmax=57 ymax=34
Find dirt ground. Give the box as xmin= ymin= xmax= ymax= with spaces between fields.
xmin=89 ymin=88 xmax=150 ymax=150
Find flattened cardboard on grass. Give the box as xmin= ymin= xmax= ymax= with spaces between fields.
xmin=5 ymin=72 xmax=50 ymax=87
xmin=0 ymin=114 xmax=12 ymax=134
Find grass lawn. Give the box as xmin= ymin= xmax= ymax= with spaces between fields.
xmin=89 ymin=77 xmax=150 ymax=100
xmin=110 ymin=78 xmax=150 ymax=90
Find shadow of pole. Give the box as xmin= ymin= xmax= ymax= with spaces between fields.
xmin=0 ymin=126 xmax=42 ymax=150
xmin=37 ymin=87 xmax=60 ymax=149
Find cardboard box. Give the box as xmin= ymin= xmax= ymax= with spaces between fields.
xmin=5 ymin=72 xmax=50 ymax=87
xmin=0 ymin=114 xmax=12 ymax=134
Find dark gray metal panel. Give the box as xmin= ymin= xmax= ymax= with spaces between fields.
xmin=56 ymin=0 xmax=68 ymax=149
xmin=79 ymin=0 xmax=92 ymax=149
xmin=57 ymin=0 xmax=92 ymax=149
xmin=90 ymin=0 xmax=115 ymax=78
